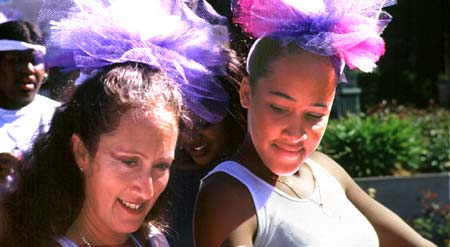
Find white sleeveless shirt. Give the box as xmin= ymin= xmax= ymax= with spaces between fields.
xmin=203 ymin=158 xmax=379 ymax=247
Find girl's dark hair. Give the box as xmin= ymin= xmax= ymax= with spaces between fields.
xmin=247 ymin=37 xmax=307 ymax=89
xmin=220 ymin=48 xmax=247 ymax=151
xmin=0 ymin=62 xmax=183 ymax=247
xmin=0 ymin=20 xmax=44 ymax=45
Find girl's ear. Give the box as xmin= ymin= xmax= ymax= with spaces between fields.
xmin=239 ymin=76 xmax=252 ymax=109
xmin=71 ymin=134 xmax=90 ymax=171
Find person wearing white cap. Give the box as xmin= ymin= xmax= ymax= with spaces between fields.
xmin=0 ymin=19 xmax=60 ymax=157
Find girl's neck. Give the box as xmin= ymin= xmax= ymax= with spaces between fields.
xmin=231 ymin=134 xmax=279 ymax=185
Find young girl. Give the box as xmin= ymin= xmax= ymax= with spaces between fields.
xmin=193 ymin=0 xmax=436 ymax=246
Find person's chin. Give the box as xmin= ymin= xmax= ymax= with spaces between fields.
xmin=15 ymin=92 xmax=37 ymax=105
xmin=192 ymin=155 xmax=215 ymax=167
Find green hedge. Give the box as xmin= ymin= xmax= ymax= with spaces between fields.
xmin=413 ymin=108 xmax=450 ymax=173
xmin=318 ymin=108 xmax=450 ymax=177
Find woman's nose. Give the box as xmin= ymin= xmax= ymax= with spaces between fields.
xmin=135 ymin=175 xmax=154 ymax=200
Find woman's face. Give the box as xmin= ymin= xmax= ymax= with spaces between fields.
xmin=240 ymin=51 xmax=336 ymax=176
xmin=0 ymin=49 xmax=45 ymax=109
xmin=179 ymin=113 xmax=231 ymax=167
xmin=74 ymin=108 xmax=178 ymax=235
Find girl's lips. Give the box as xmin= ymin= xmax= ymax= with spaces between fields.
xmin=187 ymin=143 xmax=208 ymax=158
xmin=272 ymin=143 xmax=305 ymax=159
xmin=193 ymin=144 xmax=206 ymax=151
xmin=274 ymin=142 xmax=304 ymax=153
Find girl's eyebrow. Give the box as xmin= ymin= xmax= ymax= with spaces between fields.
xmin=269 ymin=91 xmax=296 ymax=101
xmin=269 ymin=91 xmax=330 ymax=108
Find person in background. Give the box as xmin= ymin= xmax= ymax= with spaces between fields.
xmin=193 ymin=0 xmax=436 ymax=246
xmin=166 ymin=48 xmax=247 ymax=247
xmin=0 ymin=18 xmax=60 ymax=157
xmin=0 ymin=0 xmax=230 ymax=246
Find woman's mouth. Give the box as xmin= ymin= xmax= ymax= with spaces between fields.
xmin=21 ymin=83 xmax=35 ymax=91
xmin=118 ymin=199 xmax=143 ymax=210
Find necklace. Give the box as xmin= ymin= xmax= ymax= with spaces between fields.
xmin=80 ymin=234 xmax=93 ymax=247
xmin=79 ymin=232 xmax=138 ymax=247
xmin=276 ymin=178 xmax=324 ymax=208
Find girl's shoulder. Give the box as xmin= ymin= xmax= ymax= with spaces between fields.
xmin=309 ymin=151 xmax=353 ymax=191
xmin=195 ymin=168 xmax=257 ymax=246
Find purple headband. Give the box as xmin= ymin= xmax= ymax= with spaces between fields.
xmin=233 ymin=0 xmax=395 ymax=81
xmin=39 ymin=0 xmax=230 ymax=124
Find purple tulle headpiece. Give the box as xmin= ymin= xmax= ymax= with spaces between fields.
xmin=233 ymin=0 xmax=396 ymax=80
xmin=39 ymin=0 xmax=230 ymax=124
xmin=0 ymin=8 xmax=23 ymax=23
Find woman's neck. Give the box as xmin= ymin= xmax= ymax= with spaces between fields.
xmin=66 ymin=209 xmax=129 ymax=246
xmin=231 ymin=134 xmax=279 ymax=185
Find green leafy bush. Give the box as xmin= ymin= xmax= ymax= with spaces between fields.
xmin=413 ymin=109 xmax=450 ymax=173
xmin=371 ymin=104 xmax=450 ymax=173
xmin=319 ymin=113 xmax=423 ymax=177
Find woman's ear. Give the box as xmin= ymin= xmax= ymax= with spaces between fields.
xmin=239 ymin=76 xmax=251 ymax=109
xmin=71 ymin=134 xmax=90 ymax=171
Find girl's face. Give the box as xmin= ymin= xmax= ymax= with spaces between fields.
xmin=73 ymin=109 xmax=178 ymax=236
xmin=240 ymin=52 xmax=336 ymax=176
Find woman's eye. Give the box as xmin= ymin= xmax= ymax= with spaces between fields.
xmin=122 ymin=159 xmax=137 ymax=166
xmin=154 ymin=163 xmax=171 ymax=171
xmin=270 ymin=104 xmax=287 ymax=113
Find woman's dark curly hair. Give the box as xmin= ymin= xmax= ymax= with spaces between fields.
xmin=0 ymin=62 xmax=184 ymax=247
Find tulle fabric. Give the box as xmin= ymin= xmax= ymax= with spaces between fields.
xmin=0 ymin=8 xmax=23 ymax=23
xmin=38 ymin=0 xmax=230 ymax=124
xmin=233 ymin=0 xmax=395 ymax=73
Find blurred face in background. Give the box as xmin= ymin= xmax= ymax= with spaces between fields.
xmin=0 ymin=49 xmax=45 ymax=109
xmin=179 ymin=112 xmax=232 ymax=167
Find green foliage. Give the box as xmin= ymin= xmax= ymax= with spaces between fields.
xmin=320 ymin=103 xmax=450 ymax=177
xmin=409 ymin=191 xmax=450 ymax=247
xmin=372 ymin=104 xmax=450 ymax=173
xmin=319 ymin=113 xmax=423 ymax=177
xmin=413 ymin=108 xmax=450 ymax=173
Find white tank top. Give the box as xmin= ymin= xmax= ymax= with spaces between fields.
xmin=203 ymin=158 xmax=379 ymax=246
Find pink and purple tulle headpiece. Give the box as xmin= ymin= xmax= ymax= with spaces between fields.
xmin=233 ymin=0 xmax=396 ymax=80
xmin=38 ymin=0 xmax=230 ymax=124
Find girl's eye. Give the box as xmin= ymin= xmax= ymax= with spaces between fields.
xmin=154 ymin=163 xmax=171 ymax=171
xmin=308 ymin=113 xmax=324 ymax=119
xmin=196 ymin=119 xmax=212 ymax=129
xmin=270 ymin=104 xmax=287 ymax=113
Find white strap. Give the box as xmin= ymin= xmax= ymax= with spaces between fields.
xmin=0 ymin=39 xmax=46 ymax=54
